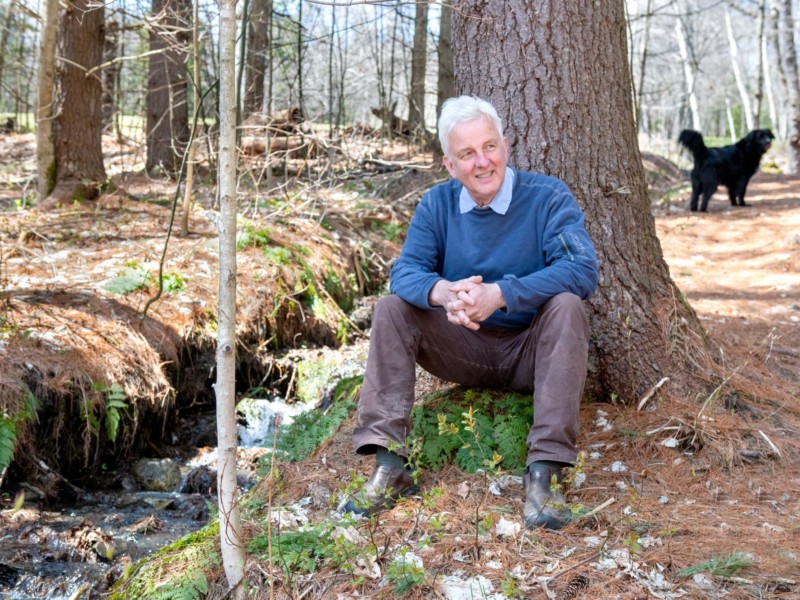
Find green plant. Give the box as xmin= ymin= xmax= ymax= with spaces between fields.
xmin=236 ymin=223 xmax=271 ymax=249
xmin=1 ymin=391 xmax=39 ymax=474
xmin=92 ymin=382 xmax=128 ymax=443
xmin=269 ymin=376 xmax=362 ymax=464
xmin=677 ymin=551 xmax=753 ymax=578
xmin=385 ymin=549 xmax=425 ymax=595
xmin=409 ymin=389 xmax=531 ymax=474
xmin=104 ymin=263 xmax=152 ymax=295
xmin=161 ymin=272 xmax=187 ymax=294
xmin=249 ymin=520 xmax=365 ymax=576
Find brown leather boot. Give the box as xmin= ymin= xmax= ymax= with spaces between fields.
xmin=523 ymin=461 xmax=571 ymax=530
xmin=340 ymin=464 xmax=418 ymax=516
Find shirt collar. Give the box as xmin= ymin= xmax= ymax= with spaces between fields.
xmin=458 ymin=167 xmax=515 ymax=214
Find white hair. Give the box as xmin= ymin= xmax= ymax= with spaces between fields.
xmin=437 ymin=96 xmax=504 ymax=158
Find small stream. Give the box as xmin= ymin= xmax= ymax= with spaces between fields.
xmin=0 ymin=395 xmax=313 ymax=600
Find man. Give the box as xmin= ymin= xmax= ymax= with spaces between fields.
xmin=341 ymin=95 xmax=598 ymax=530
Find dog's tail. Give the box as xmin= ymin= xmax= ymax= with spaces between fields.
xmin=678 ymin=129 xmax=709 ymax=163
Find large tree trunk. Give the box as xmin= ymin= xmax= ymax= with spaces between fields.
xmin=50 ymin=0 xmax=106 ymax=204
xmin=35 ymin=0 xmax=58 ymax=201
xmin=146 ymin=0 xmax=190 ymax=177
xmin=243 ymin=0 xmax=270 ymax=119
xmin=452 ymin=0 xmax=711 ymax=404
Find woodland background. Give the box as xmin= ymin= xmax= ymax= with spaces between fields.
xmin=0 ymin=0 xmax=799 ymax=599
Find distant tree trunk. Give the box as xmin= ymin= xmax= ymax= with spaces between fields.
xmin=634 ymin=0 xmax=653 ymax=132
xmin=436 ymin=0 xmax=454 ymax=121
xmin=769 ymin=2 xmax=789 ymax=139
xmin=244 ymin=0 xmax=269 ymax=118
xmin=453 ymin=0 xmax=711 ymax=403
xmin=724 ymin=7 xmax=753 ymax=132
xmin=216 ymin=0 xmax=245 ymax=596
xmin=146 ymin=0 xmax=190 ymax=177
xmin=407 ymin=0 xmax=428 ymax=133
xmin=49 ymin=0 xmax=106 ymax=204
xmin=102 ymin=19 xmax=120 ymax=131
xmin=675 ymin=15 xmax=701 ymax=130
xmin=180 ymin=0 xmax=201 ymax=238
xmin=780 ymin=0 xmax=800 ymax=172
xmin=35 ymin=0 xmax=58 ymax=201
xmin=0 ymin=0 xmax=17 ymax=111
xmin=753 ymin=0 xmax=767 ymax=128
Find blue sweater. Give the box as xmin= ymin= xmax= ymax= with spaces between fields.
xmin=389 ymin=168 xmax=598 ymax=328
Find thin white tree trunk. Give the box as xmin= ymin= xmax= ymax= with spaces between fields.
xmin=215 ymin=0 xmax=246 ymax=593
xmin=763 ymin=19 xmax=777 ymax=130
xmin=725 ymin=97 xmax=737 ymax=142
xmin=35 ymin=0 xmax=58 ymax=200
xmin=674 ymin=17 xmax=700 ymax=130
xmin=725 ymin=7 xmax=754 ymax=132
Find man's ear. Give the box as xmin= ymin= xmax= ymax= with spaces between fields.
xmin=443 ymin=155 xmax=456 ymax=178
xmin=503 ymin=137 xmax=509 ymax=157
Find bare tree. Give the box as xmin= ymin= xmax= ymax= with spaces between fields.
xmin=453 ymin=0 xmax=711 ymax=403
xmin=407 ymin=0 xmax=428 ymax=133
xmin=146 ymin=0 xmax=191 ymax=177
xmin=215 ymin=0 xmax=245 ymax=595
xmin=436 ymin=0 xmax=454 ymax=122
xmin=35 ymin=0 xmax=58 ymax=201
xmin=725 ymin=6 xmax=754 ymax=132
xmin=244 ymin=0 xmax=270 ymax=118
xmin=674 ymin=13 xmax=701 ymax=130
xmin=780 ymin=0 xmax=800 ymax=171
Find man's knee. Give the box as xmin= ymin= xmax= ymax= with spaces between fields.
xmin=540 ymin=293 xmax=589 ymax=336
xmin=374 ymin=294 xmax=413 ymax=323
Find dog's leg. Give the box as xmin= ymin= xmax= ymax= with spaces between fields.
xmin=689 ymin=180 xmax=701 ymax=212
xmin=700 ymin=190 xmax=714 ymax=212
xmin=735 ymin=180 xmax=750 ymax=206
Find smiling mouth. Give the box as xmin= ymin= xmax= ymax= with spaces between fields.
xmin=475 ymin=171 xmax=493 ymax=180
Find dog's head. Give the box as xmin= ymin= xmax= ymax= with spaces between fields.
xmin=745 ymin=128 xmax=775 ymax=156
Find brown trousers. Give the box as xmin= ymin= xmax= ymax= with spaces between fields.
xmin=352 ymin=292 xmax=590 ymax=466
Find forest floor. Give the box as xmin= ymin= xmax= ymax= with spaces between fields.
xmin=0 ymin=130 xmax=799 ymax=599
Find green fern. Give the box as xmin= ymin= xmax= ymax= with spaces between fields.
xmin=0 ymin=417 xmax=17 ymax=474
xmin=409 ymin=389 xmax=532 ymax=474
xmin=271 ymin=376 xmax=362 ymax=464
xmin=0 ymin=390 xmax=40 ymax=473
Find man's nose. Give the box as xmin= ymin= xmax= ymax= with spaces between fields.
xmin=475 ymin=152 xmax=489 ymax=168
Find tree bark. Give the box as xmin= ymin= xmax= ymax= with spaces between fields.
xmin=50 ymin=0 xmax=106 ymax=204
xmin=407 ymin=0 xmax=428 ymax=133
xmin=35 ymin=0 xmax=58 ymax=201
xmin=146 ymin=0 xmax=190 ymax=177
xmin=780 ymin=0 xmax=800 ymax=172
xmin=244 ymin=0 xmax=270 ymax=118
xmin=436 ymin=0 xmax=454 ymax=123
xmin=101 ymin=19 xmax=120 ymax=131
xmin=724 ymin=7 xmax=753 ymax=132
xmin=452 ymin=0 xmax=711 ymax=404
xmin=674 ymin=15 xmax=701 ymax=131
xmin=216 ymin=0 xmax=245 ymax=594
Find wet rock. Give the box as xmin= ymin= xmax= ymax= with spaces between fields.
xmin=176 ymin=495 xmax=210 ymax=521
xmin=0 ymin=562 xmax=21 ymax=588
xmin=132 ymin=458 xmax=181 ymax=492
xmin=181 ymin=465 xmax=216 ymax=495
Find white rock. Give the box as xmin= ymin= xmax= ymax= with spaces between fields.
xmin=495 ymin=517 xmax=521 ymax=539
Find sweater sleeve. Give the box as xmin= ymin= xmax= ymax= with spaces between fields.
xmin=388 ymin=193 xmax=443 ymax=309
xmin=496 ymin=188 xmax=598 ymax=314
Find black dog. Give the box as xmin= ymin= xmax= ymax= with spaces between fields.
xmin=678 ymin=128 xmax=774 ymax=212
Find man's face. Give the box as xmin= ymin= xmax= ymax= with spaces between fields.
xmin=443 ymin=116 xmax=508 ymax=206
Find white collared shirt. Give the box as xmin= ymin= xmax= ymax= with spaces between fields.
xmin=458 ymin=167 xmax=515 ymax=215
